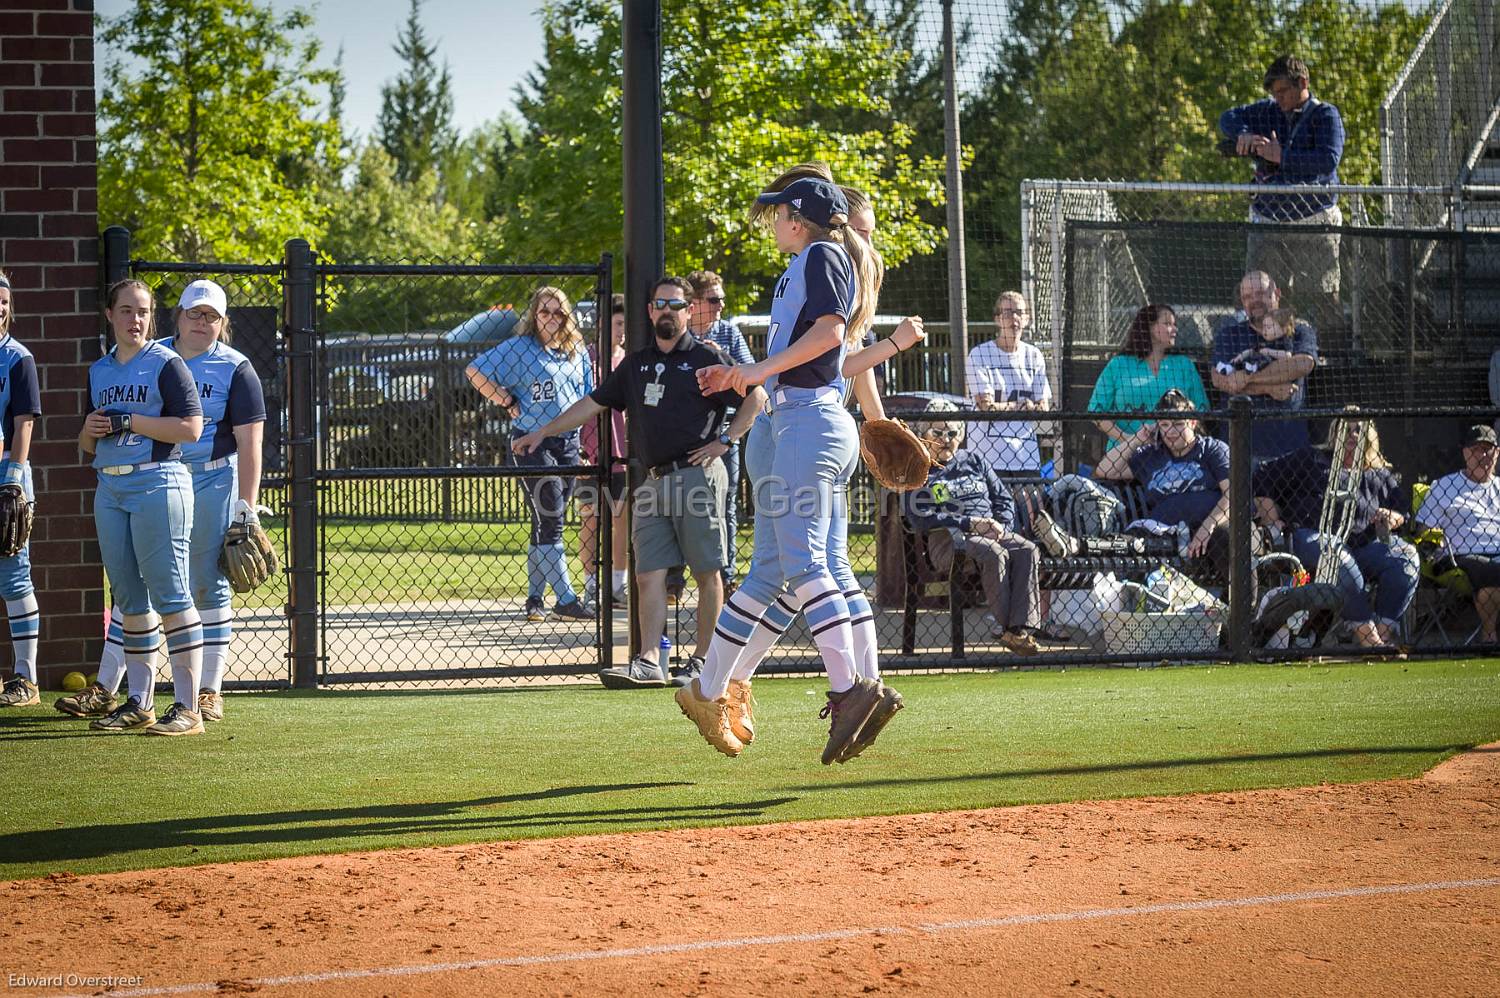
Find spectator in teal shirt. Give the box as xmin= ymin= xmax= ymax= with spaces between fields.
xmin=1089 ymin=304 xmax=1209 ymax=450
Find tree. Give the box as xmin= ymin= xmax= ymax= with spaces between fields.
xmin=441 ymin=115 xmax=524 ymax=223
xmin=376 ymin=0 xmax=457 ymax=189
xmin=491 ymin=0 xmax=949 ymax=310
xmin=97 ymin=0 xmax=343 ymax=262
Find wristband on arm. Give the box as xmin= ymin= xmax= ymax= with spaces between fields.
xmin=107 ymin=413 xmax=133 ymax=436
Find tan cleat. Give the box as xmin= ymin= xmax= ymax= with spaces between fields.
xmin=837 ymin=683 xmax=904 ymax=763
xmin=90 ymin=697 xmax=155 ymax=733
xmin=55 ymin=683 xmax=117 ymax=718
xmin=999 ymin=629 xmax=1040 ymax=656
xmin=197 ymin=689 xmax=223 ymax=722
xmin=725 ymin=678 xmax=755 ymax=744
xmin=674 ymin=679 xmax=743 ymax=757
xmin=0 ymin=676 xmax=39 ymax=707
xmin=818 ymin=677 xmax=883 ymax=765
xmin=142 ymin=702 xmax=204 ymax=737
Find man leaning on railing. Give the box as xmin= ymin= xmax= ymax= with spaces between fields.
xmin=1219 ymin=54 xmax=1345 ymax=336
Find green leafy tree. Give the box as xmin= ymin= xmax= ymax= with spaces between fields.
xmin=441 ymin=115 xmax=524 ymax=223
xmin=97 ymin=0 xmax=342 ymax=262
xmin=492 ymin=0 xmax=949 ymax=310
xmin=376 ymin=0 xmax=457 ymax=188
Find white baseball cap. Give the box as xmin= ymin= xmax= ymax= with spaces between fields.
xmin=178 ymin=279 xmax=228 ymax=317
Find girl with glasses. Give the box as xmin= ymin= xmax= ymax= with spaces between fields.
xmin=967 ymin=291 xmax=1052 ymax=474
xmin=467 ymin=286 xmax=593 ymax=623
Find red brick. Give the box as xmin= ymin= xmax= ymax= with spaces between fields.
xmin=29 ymin=438 xmax=80 ymax=463
xmin=30 ymin=539 xmax=80 ymax=564
xmin=33 ymin=485 xmax=86 ymax=514
xmin=82 ymin=588 xmax=104 ymax=616
xmin=3 ymin=137 xmax=72 ymax=161
xmin=41 ymin=264 xmax=93 ymax=287
xmin=73 ymin=89 xmax=93 ymax=113
xmin=39 ymin=163 xmax=93 ymax=187
xmin=40 ymin=63 xmax=90 ymax=87
xmin=20 ymin=289 xmax=77 ymax=314
xmin=40 ymin=413 xmax=87 ymax=440
xmin=41 ymin=364 xmax=86 ymax=389
xmin=0 ymin=13 xmax=36 ymax=34
xmin=73 ymin=137 xmax=95 ymax=163
xmin=75 ymin=232 xmax=96 ymax=260
xmin=72 ymin=36 xmax=92 ymax=61
xmin=5 ymin=187 xmax=73 ymax=212
xmin=46 ymin=465 xmax=95 ymax=491
xmin=0 ymin=63 xmax=37 ymax=87
xmin=13 ymin=0 xmax=76 ymax=11
xmin=2 ymin=237 xmax=73 ymax=262
xmin=37 ymin=12 xmax=92 ymax=34
xmin=6 ymin=88 xmax=71 ymax=113
xmin=0 ymin=113 xmax=39 ymax=136
xmin=42 ymin=113 xmax=93 ymax=137
xmin=0 ymin=215 xmax=40 ymax=239
xmin=4 ymin=36 xmax=72 ymax=62
xmin=28 ymin=341 xmax=80 ymax=364
xmin=1 ymin=266 xmax=43 ymax=290
xmin=41 ymin=214 xmax=94 ymax=238
xmin=37 ymin=513 xmax=95 ymax=541
xmin=37 ymin=589 xmax=83 ymax=614
xmin=0 ymin=164 xmax=39 ymax=187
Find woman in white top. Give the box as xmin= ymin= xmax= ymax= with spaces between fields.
xmin=965 ymin=291 xmax=1052 ymax=474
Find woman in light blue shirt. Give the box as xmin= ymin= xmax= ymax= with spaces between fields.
xmin=1089 ymin=304 xmax=1209 ymax=450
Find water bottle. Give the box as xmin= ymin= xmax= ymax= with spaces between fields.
xmin=659 ymin=633 xmax=672 ymax=663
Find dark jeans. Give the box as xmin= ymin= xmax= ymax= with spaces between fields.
xmin=721 ymin=440 xmax=741 ymax=582
xmin=510 ymin=432 xmax=578 ymax=546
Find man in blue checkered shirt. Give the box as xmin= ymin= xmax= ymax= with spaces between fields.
xmin=687 ymin=269 xmax=754 ymax=590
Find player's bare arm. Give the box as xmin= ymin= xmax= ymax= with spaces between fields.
xmin=841 ymin=316 xmax=923 ymax=380
xmin=699 ymin=314 xmax=846 ymax=397
xmin=512 ymin=396 xmax=606 ymax=456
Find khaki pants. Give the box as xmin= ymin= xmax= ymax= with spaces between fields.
xmin=928 ymin=530 xmax=1041 ymax=632
xmin=1247 ymin=204 xmax=1342 ymax=335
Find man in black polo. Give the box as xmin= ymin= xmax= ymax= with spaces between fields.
xmin=513 ymin=276 xmax=766 ymax=689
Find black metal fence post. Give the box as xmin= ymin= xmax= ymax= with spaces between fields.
xmin=284 ymin=239 xmax=319 ymax=688
xmin=596 ymin=252 xmax=614 ymax=672
xmin=102 ymin=225 xmax=131 ymax=287
xmin=1227 ymin=397 xmax=1253 ymax=662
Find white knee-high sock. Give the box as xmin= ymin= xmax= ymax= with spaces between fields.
xmin=160 ymin=609 xmax=203 ymax=709
xmin=198 ymin=604 xmax=233 ymax=692
xmin=5 ymin=593 xmax=39 ymax=683
xmin=699 ymin=591 xmax=770 ymax=700
xmin=794 ymin=577 xmax=855 ymax=693
xmin=97 ymin=605 xmax=130 ymax=694
xmin=844 ymin=588 xmax=879 ymax=682
xmin=121 ymin=612 xmax=160 ymax=711
xmin=732 ymin=593 xmax=797 ymax=682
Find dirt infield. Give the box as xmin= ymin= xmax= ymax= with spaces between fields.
xmin=6 ymin=746 xmax=1499 ymax=997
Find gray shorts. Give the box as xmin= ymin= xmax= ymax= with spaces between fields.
xmin=632 ymin=460 xmax=728 ymax=574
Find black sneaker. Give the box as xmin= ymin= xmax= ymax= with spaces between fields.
xmin=552 ymin=598 xmax=593 ymax=621
xmin=667 ymin=654 xmax=704 ymax=688
xmin=818 ymin=678 xmax=884 ymax=765
xmin=598 ymin=656 xmax=667 ymax=689
xmin=524 ymin=598 xmax=546 ymax=622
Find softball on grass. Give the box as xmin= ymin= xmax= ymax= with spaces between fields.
xmin=87 ymin=672 xmax=99 ymax=686
xmin=62 ymin=671 xmax=87 ymax=692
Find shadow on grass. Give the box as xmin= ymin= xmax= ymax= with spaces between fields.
xmin=783 ymin=745 xmax=1473 ymax=791
xmin=0 ymin=782 xmax=800 ymax=868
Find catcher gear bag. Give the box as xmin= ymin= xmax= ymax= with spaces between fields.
xmin=1049 ymin=474 xmax=1125 ymax=539
xmin=219 ymin=502 xmax=278 ymax=593
xmin=0 ymin=483 xmax=33 ymax=558
xmin=860 ymin=418 xmax=938 ymax=492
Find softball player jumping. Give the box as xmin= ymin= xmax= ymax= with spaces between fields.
xmin=80 ymin=279 xmax=205 ymax=735
xmin=0 ymin=271 xmax=46 ymax=709
xmin=467 ymin=286 xmax=594 ymax=623
xmin=679 ymin=176 xmax=887 ymax=764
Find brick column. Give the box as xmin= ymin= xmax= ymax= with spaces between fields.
xmin=0 ymin=1 xmax=104 ymax=683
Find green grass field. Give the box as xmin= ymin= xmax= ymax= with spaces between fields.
xmin=2 ymin=659 xmax=1497 ymax=881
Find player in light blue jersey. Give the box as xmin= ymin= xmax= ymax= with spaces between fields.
xmin=79 ymin=279 xmax=205 ymax=736
xmin=681 ymin=175 xmax=893 ymax=765
xmin=467 ymin=285 xmax=594 ymax=622
xmin=0 ymin=271 xmax=46 ymax=709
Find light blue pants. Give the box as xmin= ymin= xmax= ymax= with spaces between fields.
xmin=0 ymin=463 xmax=35 ymax=601
xmin=189 ymin=463 xmax=236 ymax=610
xmin=95 ymin=463 xmax=195 ymax=616
xmin=768 ymin=400 xmax=858 ymax=592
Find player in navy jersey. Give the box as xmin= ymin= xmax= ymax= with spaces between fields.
xmin=79 ymin=279 xmax=205 ymax=736
xmin=680 ymin=175 xmax=890 ymax=765
xmin=468 ymin=286 xmax=594 ymax=623
xmin=0 ymin=270 xmax=46 ymax=709
xmin=683 ymin=169 xmax=918 ymax=761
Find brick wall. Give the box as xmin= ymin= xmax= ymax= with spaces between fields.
xmin=0 ymin=1 xmax=104 ymax=682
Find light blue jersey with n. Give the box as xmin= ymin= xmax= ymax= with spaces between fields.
xmin=0 ymin=334 xmax=41 ymax=454
xmin=765 ymin=240 xmax=855 ymax=397
xmin=469 ymin=334 xmax=592 ymax=435
xmin=163 ymin=337 xmax=267 ymax=463
xmin=88 ymin=340 xmax=202 ymax=468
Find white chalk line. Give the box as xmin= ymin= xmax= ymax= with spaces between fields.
xmin=54 ymin=876 xmax=1500 ymax=998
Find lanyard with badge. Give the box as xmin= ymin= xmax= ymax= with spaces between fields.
xmin=643 ymin=362 xmax=666 ymax=407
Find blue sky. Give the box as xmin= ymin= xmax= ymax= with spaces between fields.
xmin=95 ymin=0 xmax=547 ymax=139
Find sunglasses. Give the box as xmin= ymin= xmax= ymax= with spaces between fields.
xmin=184 ymin=309 xmax=222 ymax=323
xmin=535 ymin=305 xmax=565 ymax=317
xmin=652 ymin=298 xmax=690 ymax=311
xmin=698 ymin=295 xmax=725 ymax=306
xmin=925 ymin=429 xmax=962 ymax=440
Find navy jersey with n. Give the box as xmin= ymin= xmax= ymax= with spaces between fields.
xmin=89 ymin=340 xmax=202 ymax=467
xmin=0 ymin=334 xmax=41 ymax=451
xmin=164 ymin=338 xmax=267 ymax=463
xmin=765 ymin=241 xmax=855 ymax=394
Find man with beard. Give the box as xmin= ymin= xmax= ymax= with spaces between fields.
xmin=1211 ymin=270 xmax=1318 ymax=462
xmin=514 ymin=277 xmax=765 ymax=688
